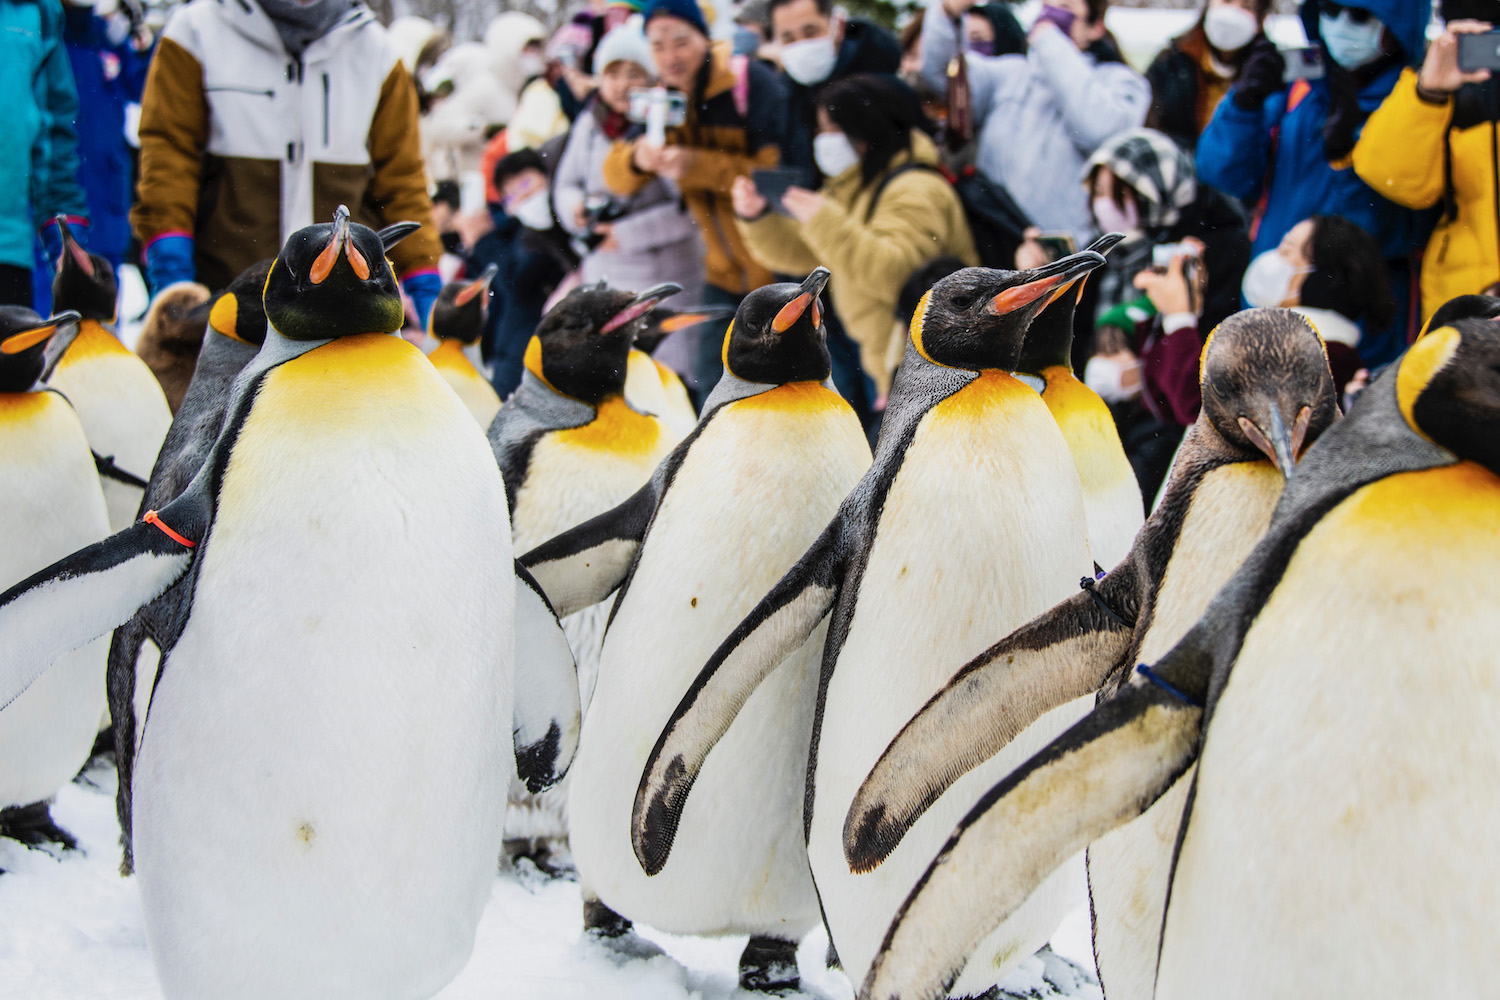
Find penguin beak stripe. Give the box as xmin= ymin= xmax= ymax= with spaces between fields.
xmin=455 ymin=275 xmax=490 ymax=307
xmin=658 ymin=312 xmax=712 ymax=333
xmin=345 ymin=239 xmax=370 ymax=281
xmin=309 ymin=234 xmax=341 ymax=285
xmin=1 ymin=324 xmax=57 ymax=355
xmin=773 ymin=293 xmax=812 ymax=333
xmin=991 ymin=274 xmax=1068 ymax=314
xmin=602 ymin=300 xmax=656 ymax=335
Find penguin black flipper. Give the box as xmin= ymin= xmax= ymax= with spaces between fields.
xmin=520 ymin=477 xmax=661 ymax=620
xmin=844 ymin=559 xmax=1144 ymax=872
xmin=512 ymin=561 xmax=581 ymax=793
xmin=632 ymin=517 xmax=849 ymax=877
xmin=860 ymin=678 xmax=1207 ymax=1000
xmin=0 ymin=492 xmax=206 ymax=711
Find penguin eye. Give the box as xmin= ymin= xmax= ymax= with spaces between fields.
xmin=950 ymin=291 xmax=978 ymax=311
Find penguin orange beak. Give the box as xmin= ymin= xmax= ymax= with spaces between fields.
xmin=0 ymin=310 xmax=79 ymax=355
xmin=455 ymin=264 xmax=499 ymax=307
xmin=1039 ymin=232 xmax=1123 ymax=307
xmin=654 ymin=305 xmax=736 ymax=333
xmin=55 ymin=215 xmax=94 ymax=278
xmin=602 ymin=282 xmax=684 ymax=334
xmin=309 ymin=205 xmax=369 ymax=285
xmin=991 ymin=251 xmax=1106 ymax=315
xmin=1239 ymin=403 xmax=1310 ymax=479
xmin=772 ymin=268 xmax=832 ymax=333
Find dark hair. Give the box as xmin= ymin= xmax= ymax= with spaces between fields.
xmin=431 ymin=179 xmax=461 ymax=210
xmin=1301 ymin=215 xmax=1396 ymax=329
xmin=897 ymin=256 xmax=966 ymax=324
xmin=1083 ymin=0 xmax=1109 ymax=25
xmin=818 ymin=74 xmax=929 ymax=187
xmin=767 ymin=0 xmax=831 ymax=20
xmin=494 ymin=149 xmax=547 ymax=190
xmin=969 ymin=4 xmax=1028 ymax=57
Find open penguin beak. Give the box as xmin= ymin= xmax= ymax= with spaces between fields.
xmin=1238 ymin=403 xmax=1311 ymax=479
xmin=990 ymin=250 xmax=1107 ymax=315
xmin=602 ymin=282 xmax=684 ymax=335
xmin=772 ymin=267 xmax=832 ymax=333
xmin=54 ymin=215 xmax=94 ymax=278
xmin=455 ymin=264 xmax=499 ymax=307
xmin=309 ymin=205 xmax=370 ymax=285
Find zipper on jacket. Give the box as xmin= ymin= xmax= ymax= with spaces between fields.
xmin=287 ymin=142 xmax=296 ymax=164
xmin=322 ymin=74 xmax=330 ymax=147
xmin=205 ymin=85 xmax=274 ymax=97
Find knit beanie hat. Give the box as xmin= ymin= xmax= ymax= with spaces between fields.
xmin=644 ymin=0 xmax=709 ymax=37
xmin=593 ymin=19 xmax=656 ymax=76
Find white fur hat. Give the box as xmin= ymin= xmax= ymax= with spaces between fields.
xmin=592 ymin=18 xmax=656 ymax=77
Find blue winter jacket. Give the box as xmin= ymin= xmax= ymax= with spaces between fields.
xmin=1197 ymin=0 xmax=1430 ymax=263
xmin=1 ymin=0 xmax=88 ymax=270
xmin=63 ymin=4 xmax=149 ymax=267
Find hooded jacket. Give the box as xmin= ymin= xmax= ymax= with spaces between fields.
xmin=603 ymin=40 xmax=786 ymax=294
xmin=130 ymin=0 xmax=440 ymax=291
xmin=1353 ymin=70 xmax=1500 ymax=323
xmin=0 ymin=0 xmax=87 ymax=271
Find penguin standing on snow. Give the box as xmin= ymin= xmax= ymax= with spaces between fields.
xmin=523 ymin=269 xmax=871 ymax=991
xmin=428 ymin=264 xmax=502 ymax=427
xmin=0 ymin=308 xmax=109 ymax=855
xmin=0 ymin=208 xmax=578 ymax=1000
xmin=856 ymin=318 xmax=1500 ymax=1000
xmin=632 ymin=253 xmax=1105 ymax=998
xmin=487 ymin=280 xmax=681 ymax=865
xmin=1015 ymin=233 xmax=1142 ymax=569
xmin=46 ymin=217 xmax=173 ymax=531
xmin=845 ymin=308 xmax=1338 ymax=1000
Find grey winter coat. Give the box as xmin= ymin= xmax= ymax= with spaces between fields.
xmin=920 ymin=0 xmax=1150 ymax=247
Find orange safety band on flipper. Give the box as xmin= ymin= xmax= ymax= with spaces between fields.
xmin=143 ymin=510 xmax=196 ymax=548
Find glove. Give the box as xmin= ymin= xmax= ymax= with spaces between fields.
xmin=403 ymin=271 xmax=442 ymax=330
xmin=1232 ymin=36 xmax=1286 ymax=111
xmin=1321 ymin=60 xmax=1361 ymax=163
xmin=144 ymin=233 xmax=196 ymax=295
xmin=1030 ymin=4 xmax=1076 ymax=37
xmin=39 ymin=215 xmax=89 ymax=268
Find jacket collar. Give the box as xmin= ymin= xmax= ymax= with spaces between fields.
xmin=694 ymin=40 xmax=738 ymax=101
xmin=213 ymin=0 xmax=372 ymax=61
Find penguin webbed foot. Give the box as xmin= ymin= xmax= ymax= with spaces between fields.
xmin=739 ymin=935 xmax=800 ymax=993
xmin=581 ymin=898 xmax=667 ymax=962
xmin=0 ymin=801 xmax=79 ymax=854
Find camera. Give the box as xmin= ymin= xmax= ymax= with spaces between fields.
xmin=1151 ymin=242 xmax=1200 ymax=269
xmin=581 ymin=198 xmax=630 ymax=251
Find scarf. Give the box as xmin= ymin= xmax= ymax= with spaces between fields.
xmin=256 ymin=0 xmax=356 ymax=57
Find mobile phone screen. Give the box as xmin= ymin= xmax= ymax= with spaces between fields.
xmin=1458 ymin=31 xmax=1500 ymax=73
xmin=753 ymin=169 xmax=804 ymax=216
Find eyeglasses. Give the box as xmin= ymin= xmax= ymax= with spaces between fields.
xmin=1320 ymin=1 xmax=1374 ymax=24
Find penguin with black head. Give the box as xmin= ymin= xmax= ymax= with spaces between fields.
xmin=0 ymin=306 xmax=110 ymax=856
xmin=47 ymin=216 xmax=173 ymax=531
xmin=0 ymin=208 xmax=578 ymax=999
xmin=856 ymin=317 xmax=1500 ymax=1000
xmin=523 ymin=268 xmax=870 ymax=991
xmin=845 ymin=307 xmax=1339 ymax=1000
xmin=631 ymin=252 xmax=1108 ymax=996
xmin=428 ymin=264 xmax=502 ymax=427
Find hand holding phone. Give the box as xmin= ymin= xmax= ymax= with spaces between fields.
xmin=752 ymin=169 xmax=805 ymax=216
xmin=1281 ymin=46 xmax=1325 ymax=84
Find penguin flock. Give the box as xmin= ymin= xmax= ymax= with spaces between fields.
xmin=0 ymin=208 xmax=1497 ymax=1000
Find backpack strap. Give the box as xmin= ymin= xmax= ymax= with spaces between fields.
xmin=864 ymin=162 xmax=945 ymax=223
xmin=730 ymin=54 xmax=750 ymax=118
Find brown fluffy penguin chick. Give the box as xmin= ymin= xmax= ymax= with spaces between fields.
xmin=135 ymin=282 xmax=211 ymax=412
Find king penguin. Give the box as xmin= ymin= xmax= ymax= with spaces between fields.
xmin=623 ymin=306 xmax=727 ymax=441
xmin=853 ymin=318 xmax=1500 ymax=1000
xmin=1015 ymin=233 xmax=1142 ymax=569
xmin=523 ymin=268 xmax=871 ymax=991
xmin=632 ymin=253 xmax=1106 ymax=997
xmin=0 ymin=208 xmax=578 ymax=1000
xmin=0 ymin=307 xmax=109 ymax=854
xmin=843 ymin=308 xmax=1338 ymax=1000
xmin=46 ymin=217 xmax=173 ymax=531
xmin=428 ymin=264 xmax=502 ymax=427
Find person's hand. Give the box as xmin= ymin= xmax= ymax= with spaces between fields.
xmin=655 ymin=147 xmax=689 ymax=183
xmin=1134 ymin=251 xmax=1198 ymax=317
xmin=1028 ymin=5 xmax=1075 ymax=42
xmin=1014 ymin=227 xmax=1053 ymax=270
xmin=781 ymin=186 xmax=826 ymax=224
xmin=1233 ymin=35 xmax=1286 ymax=111
xmin=632 ymin=139 xmax=663 ymax=174
xmin=591 ymin=221 xmax=620 ymax=253
xmin=1344 ymin=368 xmax=1370 ymax=397
xmin=731 ymin=175 xmax=769 ymax=219
xmin=454 ymin=210 xmax=493 ymax=250
xmin=573 ymin=204 xmax=590 ymax=230
xmin=1419 ymin=20 xmax=1494 ymax=96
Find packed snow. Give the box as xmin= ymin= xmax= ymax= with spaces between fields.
xmin=1 ymin=760 xmax=1099 ymax=1000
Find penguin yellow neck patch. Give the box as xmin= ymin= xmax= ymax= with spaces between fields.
xmin=56 ymin=319 xmax=128 ymax=365
xmin=1397 ymin=326 xmax=1461 ymax=439
xmin=210 ymin=294 xmax=243 ymax=343
xmin=933 ymin=369 xmax=1035 ymax=423
xmin=429 ymin=339 xmax=472 ymax=371
xmin=523 ymin=336 xmax=557 ymax=392
xmin=720 ymin=320 xmax=736 ymax=377
xmin=909 ymin=290 xmax=936 ymax=366
xmin=555 ymin=396 xmax=662 ymax=456
xmin=731 ymin=380 xmax=851 ymax=416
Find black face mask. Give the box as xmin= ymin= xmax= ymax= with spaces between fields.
xmin=440 ymin=231 xmax=462 ymax=255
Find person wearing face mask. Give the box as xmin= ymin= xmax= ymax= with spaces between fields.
xmin=1353 ymin=6 xmax=1500 ymax=327
xmin=768 ymin=0 xmax=902 ymax=190
xmin=1144 ymin=0 xmax=1273 ymax=149
xmin=1196 ymin=0 xmax=1432 ymax=367
xmin=963 ymin=3 xmax=1027 ymax=60
xmin=919 ymin=0 xmax=1150 ymax=249
xmin=731 ymin=74 xmax=977 ymax=397
xmin=467 ymin=149 xmax=581 ymax=398
xmin=131 ymin=0 xmax=443 ymax=325
xmin=552 ymin=21 xmax=705 ymax=382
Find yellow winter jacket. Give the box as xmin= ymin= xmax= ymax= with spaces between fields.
xmin=1353 ymin=68 xmax=1500 ymax=323
xmin=737 ymin=132 xmax=976 ymax=394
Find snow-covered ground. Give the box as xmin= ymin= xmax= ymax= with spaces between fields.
xmin=0 ymin=762 xmax=1099 ymax=1000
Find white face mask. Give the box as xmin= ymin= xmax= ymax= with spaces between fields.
xmin=1092 ymin=195 xmax=1140 ymax=236
xmin=511 ymin=190 xmax=555 ymax=230
xmin=1320 ymin=10 xmax=1384 ymax=69
xmin=780 ymin=33 xmax=838 ymax=85
xmin=1242 ymin=249 xmax=1311 ymax=308
xmin=1084 ymin=355 xmax=1140 ymax=403
xmin=1202 ymin=4 xmax=1258 ymax=53
xmin=814 ymin=131 xmax=860 ymax=178
xmin=519 ymin=52 xmax=547 ymax=78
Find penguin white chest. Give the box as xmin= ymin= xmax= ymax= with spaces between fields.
xmin=1158 ymin=462 xmax=1500 ymax=1000
xmin=132 ymin=335 xmax=513 ymax=1000
xmin=1042 ymin=368 xmax=1143 ymax=570
xmin=810 ymin=371 xmax=1094 ymax=989
xmin=0 ymin=392 xmax=110 ymax=807
xmin=568 ymin=382 xmax=870 ymax=937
